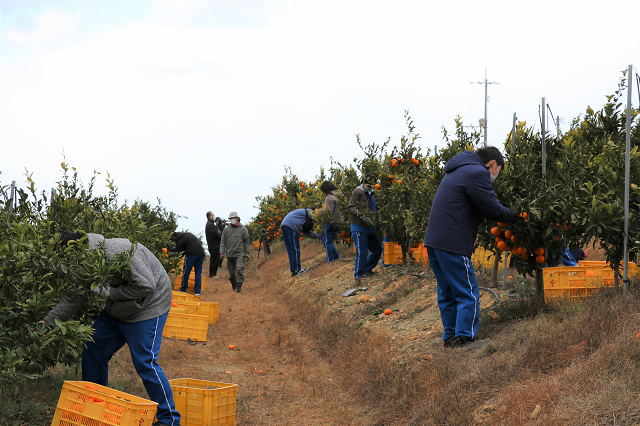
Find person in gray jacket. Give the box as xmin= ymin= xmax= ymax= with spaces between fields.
xmin=44 ymin=231 xmax=180 ymax=426
xmin=219 ymin=212 xmax=251 ymax=292
xmin=320 ymin=181 xmax=343 ymax=263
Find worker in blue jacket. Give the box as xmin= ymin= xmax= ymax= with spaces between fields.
xmin=280 ymin=208 xmax=322 ymax=276
xmin=425 ymin=147 xmax=516 ymax=348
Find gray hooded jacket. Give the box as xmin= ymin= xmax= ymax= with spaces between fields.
xmin=45 ymin=233 xmax=172 ymax=323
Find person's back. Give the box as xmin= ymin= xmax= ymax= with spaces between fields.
xmin=425 ymin=150 xmax=512 ymax=258
xmin=425 ymin=147 xmax=514 ymax=349
xmin=173 ymin=231 xmax=205 ymax=296
xmin=46 ymin=231 xmax=180 ymax=426
xmin=173 ymin=232 xmax=205 ymax=256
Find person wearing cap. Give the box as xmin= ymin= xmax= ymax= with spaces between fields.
xmin=219 ymin=212 xmax=251 ymax=292
xmin=280 ymin=207 xmax=323 ymax=276
xmin=348 ymin=173 xmax=382 ymax=280
xmin=171 ymin=231 xmax=206 ymax=296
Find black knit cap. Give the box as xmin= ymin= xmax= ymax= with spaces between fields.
xmin=362 ymin=173 xmax=376 ymax=184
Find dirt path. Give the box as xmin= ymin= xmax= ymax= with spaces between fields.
xmin=110 ymin=248 xmax=372 ymax=426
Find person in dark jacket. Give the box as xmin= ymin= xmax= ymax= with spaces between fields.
xmin=424 ymin=147 xmax=515 ymax=348
xmin=205 ymin=212 xmax=222 ymax=278
xmin=172 ymin=231 xmax=206 ymax=296
xmin=280 ymin=208 xmax=322 ymax=276
xmin=348 ymin=173 xmax=382 ymax=280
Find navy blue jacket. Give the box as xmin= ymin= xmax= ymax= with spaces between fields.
xmin=424 ymin=151 xmax=514 ymax=257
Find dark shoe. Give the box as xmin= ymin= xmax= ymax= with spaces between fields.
xmin=355 ymin=276 xmax=369 ymax=281
xmin=153 ymin=422 xmax=169 ymax=426
xmin=291 ymin=270 xmax=299 ymax=277
xmin=447 ymin=336 xmax=475 ymax=348
xmin=443 ymin=335 xmax=457 ymax=348
xmin=364 ymin=270 xmax=377 ymax=276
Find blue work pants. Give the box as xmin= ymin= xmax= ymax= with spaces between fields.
xmin=323 ymin=224 xmax=340 ymax=263
xmin=180 ymin=254 xmax=204 ymax=294
xmin=281 ymin=226 xmax=301 ymax=272
xmin=352 ymin=230 xmax=382 ymax=278
xmin=427 ymin=247 xmax=479 ymax=342
xmin=82 ymin=310 xmax=180 ymax=426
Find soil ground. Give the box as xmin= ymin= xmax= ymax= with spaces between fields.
xmin=109 ymin=242 xmax=374 ymax=425
xmin=30 ymin=239 xmax=610 ymax=425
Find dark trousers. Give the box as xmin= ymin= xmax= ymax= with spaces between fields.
xmin=281 ymin=226 xmax=301 ymax=272
xmin=208 ymin=248 xmax=220 ymax=277
xmin=82 ymin=310 xmax=180 ymax=425
xmin=227 ymin=256 xmax=246 ymax=291
xmin=180 ymin=254 xmax=204 ymax=294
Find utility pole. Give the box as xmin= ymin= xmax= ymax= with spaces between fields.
xmin=472 ymin=67 xmax=499 ymax=147
xmin=555 ymin=116 xmax=563 ymax=141
xmin=541 ymin=97 xmax=546 ymax=176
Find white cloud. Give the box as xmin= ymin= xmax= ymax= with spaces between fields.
xmin=6 ymin=8 xmax=81 ymax=46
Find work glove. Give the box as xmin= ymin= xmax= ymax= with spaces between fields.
xmin=220 ymin=254 xmax=225 ymax=261
xmin=245 ymin=253 xmax=250 ymax=258
xmin=362 ymin=217 xmax=372 ymax=227
xmin=511 ymin=211 xmax=527 ymax=223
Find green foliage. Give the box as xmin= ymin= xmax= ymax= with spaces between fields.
xmin=0 ymin=161 xmax=180 ymax=393
xmin=250 ymin=69 xmax=639 ymax=286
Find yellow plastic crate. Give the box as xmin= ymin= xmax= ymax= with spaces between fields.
xmin=172 ymin=291 xmax=201 ymax=302
xmin=542 ymin=263 xmax=638 ymax=302
xmin=51 ymin=380 xmax=157 ymax=426
xmin=169 ymin=378 xmax=237 ymax=426
xmin=471 ymin=247 xmax=510 ymax=270
xmin=421 ymin=245 xmax=429 ymax=267
xmin=171 ymin=301 xmax=200 ymax=315
xmin=175 ymin=276 xmax=207 ymax=292
xmin=176 ymin=301 xmax=219 ymax=323
xmin=383 ymin=242 xmax=422 ymax=265
xmin=163 ymin=312 xmax=209 ymax=342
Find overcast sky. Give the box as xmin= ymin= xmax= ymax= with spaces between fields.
xmin=1 ymin=0 xmax=639 ymax=242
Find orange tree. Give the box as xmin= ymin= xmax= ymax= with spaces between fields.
xmin=566 ymin=75 xmax=640 ymax=281
xmin=1 ymin=164 xmax=181 ymax=394
xmin=374 ymin=113 xmax=429 ymax=265
xmin=478 ymin=122 xmax=573 ymax=295
xmin=477 ymin=75 xmax=640 ymax=298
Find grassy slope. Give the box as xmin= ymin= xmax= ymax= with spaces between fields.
xmin=4 ymin=239 xmax=640 ymax=425
xmin=270 ymin=239 xmax=640 ymax=425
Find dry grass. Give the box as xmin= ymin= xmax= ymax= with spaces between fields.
xmin=12 ymin=238 xmax=640 ymax=425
